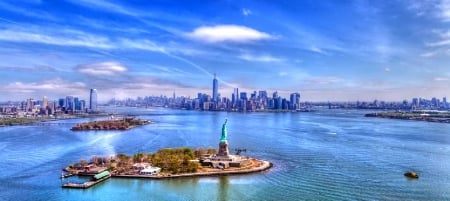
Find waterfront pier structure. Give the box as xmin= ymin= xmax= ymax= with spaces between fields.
xmin=62 ymin=171 xmax=111 ymax=189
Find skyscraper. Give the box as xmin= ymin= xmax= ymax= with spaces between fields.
xmin=26 ymin=98 xmax=34 ymax=112
xmin=89 ymin=88 xmax=98 ymax=112
xmin=212 ymin=74 xmax=218 ymax=103
xmin=42 ymin=96 xmax=48 ymax=109
xmin=290 ymin=92 xmax=301 ymax=110
xmin=66 ymin=96 xmax=74 ymax=112
xmin=240 ymin=92 xmax=247 ymax=100
xmin=273 ymin=91 xmax=278 ymax=99
xmin=234 ymin=88 xmax=239 ymax=100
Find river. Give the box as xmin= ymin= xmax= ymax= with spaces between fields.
xmin=1 ymin=107 xmax=449 ymax=200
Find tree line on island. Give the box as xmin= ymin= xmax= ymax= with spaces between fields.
xmin=0 ymin=117 xmax=36 ymax=126
xmin=365 ymin=111 xmax=450 ymax=123
xmin=71 ymin=117 xmax=150 ymax=130
xmin=69 ymin=147 xmax=217 ymax=174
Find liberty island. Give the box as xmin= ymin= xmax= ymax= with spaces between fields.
xmin=61 ymin=119 xmax=272 ymax=189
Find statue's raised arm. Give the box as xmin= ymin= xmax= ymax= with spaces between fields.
xmin=220 ymin=119 xmax=228 ymax=142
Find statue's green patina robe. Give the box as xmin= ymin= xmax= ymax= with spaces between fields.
xmin=220 ymin=119 xmax=228 ymax=142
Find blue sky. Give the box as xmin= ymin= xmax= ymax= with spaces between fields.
xmin=0 ymin=0 xmax=449 ymax=102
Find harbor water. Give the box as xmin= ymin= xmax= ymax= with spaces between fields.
xmin=1 ymin=107 xmax=449 ymax=200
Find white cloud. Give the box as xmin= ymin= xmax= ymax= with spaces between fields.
xmin=242 ymin=8 xmax=252 ymax=16
xmin=186 ymin=25 xmax=272 ymax=43
xmin=279 ymin=72 xmax=288 ymax=77
xmin=77 ymin=62 xmax=127 ymax=76
xmin=238 ymin=54 xmax=283 ymax=62
xmin=384 ymin=67 xmax=391 ymax=72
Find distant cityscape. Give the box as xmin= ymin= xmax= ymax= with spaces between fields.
xmin=109 ymin=74 xmax=302 ymax=112
xmin=1 ymin=75 xmax=449 ymax=117
xmin=0 ymin=89 xmax=99 ymax=117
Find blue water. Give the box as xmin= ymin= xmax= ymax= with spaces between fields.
xmin=1 ymin=108 xmax=449 ymax=201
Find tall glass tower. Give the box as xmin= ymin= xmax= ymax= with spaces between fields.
xmin=89 ymin=88 xmax=97 ymax=112
xmin=212 ymin=74 xmax=218 ymax=102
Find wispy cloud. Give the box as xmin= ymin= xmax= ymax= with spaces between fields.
xmin=434 ymin=77 xmax=449 ymax=81
xmin=0 ymin=78 xmax=86 ymax=94
xmin=76 ymin=62 xmax=127 ymax=76
xmin=0 ymin=28 xmax=113 ymax=49
xmin=238 ymin=53 xmax=283 ymax=62
xmin=0 ymin=65 xmax=57 ymax=72
xmin=426 ymin=39 xmax=450 ymax=47
xmin=119 ymin=39 xmax=165 ymax=52
xmin=423 ymin=29 xmax=450 ymax=57
xmin=407 ymin=0 xmax=450 ymax=21
xmin=437 ymin=0 xmax=450 ymax=21
xmin=0 ymin=24 xmax=205 ymax=57
xmin=310 ymin=46 xmax=327 ymax=55
xmin=136 ymin=64 xmax=195 ymax=79
xmin=0 ymin=1 xmax=58 ymax=21
xmin=303 ymin=76 xmax=341 ymax=85
xmin=282 ymin=23 xmax=346 ymax=56
xmin=186 ymin=25 xmax=272 ymax=43
xmin=242 ymin=8 xmax=252 ymax=16
xmin=420 ymin=50 xmax=440 ymax=57
xmin=406 ymin=1 xmax=435 ymax=17
xmin=67 ymin=0 xmax=187 ymax=35
xmin=68 ymin=0 xmax=139 ymax=17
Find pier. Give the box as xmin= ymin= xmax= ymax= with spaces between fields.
xmin=62 ymin=171 xmax=111 ymax=189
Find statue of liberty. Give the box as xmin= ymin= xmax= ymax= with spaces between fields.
xmin=220 ymin=119 xmax=228 ymax=142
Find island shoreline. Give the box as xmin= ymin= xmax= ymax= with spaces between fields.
xmin=109 ymin=160 xmax=272 ymax=180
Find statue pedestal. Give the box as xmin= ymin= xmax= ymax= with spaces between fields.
xmin=217 ymin=141 xmax=229 ymax=157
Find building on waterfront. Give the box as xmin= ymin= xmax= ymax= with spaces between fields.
xmin=89 ymin=88 xmax=98 ymax=112
xmin=133 ymin=163 xmax=162 ymax=175
xmin=140 ymin=166 xmax=161 ymax=175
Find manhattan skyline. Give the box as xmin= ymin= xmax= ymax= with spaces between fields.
xmin=0 ymin=1 xmax=450 ymax=102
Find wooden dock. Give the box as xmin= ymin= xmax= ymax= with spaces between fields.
xmin=62 ymin=174 xmax=111 ymax=189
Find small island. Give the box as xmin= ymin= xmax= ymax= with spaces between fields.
xmin=62 ymin=119 xmax=272 ymax=188
xmin=71 ymin=116 xmax=151 ymax=131
xmin=365 ymin=110 xmax=450 ymax=123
